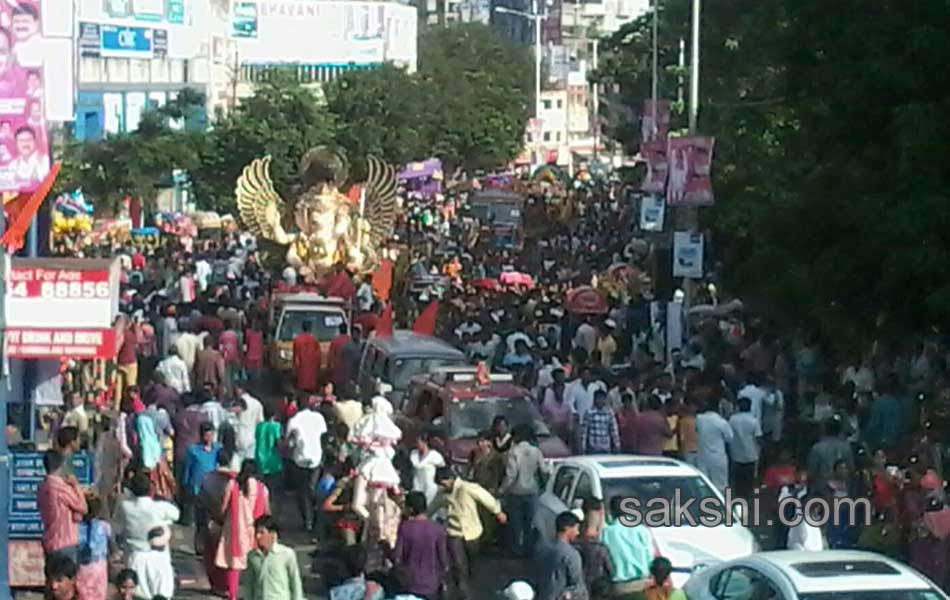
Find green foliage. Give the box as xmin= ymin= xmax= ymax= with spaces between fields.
xmin=189 ymin=72 xmax=337 ymax=213
xmin=324 ymin=64 xmax=429 ymax=175
xmin=419 ymin=23 xmax=533 ymax=172
xmin=600 ymin=0 xmax=950 ymax=346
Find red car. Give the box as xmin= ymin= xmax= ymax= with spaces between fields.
xmin=397 ymin=367 xmax=570 ymax=467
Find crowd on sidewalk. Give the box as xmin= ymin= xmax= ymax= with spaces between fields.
xmin=28 ymin=181 xmax=950 ymax=600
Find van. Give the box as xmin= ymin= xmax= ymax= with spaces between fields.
xmin=357 ymin=330 xmax=468 ymax=409
xmin=267 ymin=292 xmax=348 ymax=375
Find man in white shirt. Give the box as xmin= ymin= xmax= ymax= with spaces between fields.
xmin=157 ymin=347 xmax=191 ymax=394
xmin=728 ymin=397 xmax=762 ymax=498
xmin=573 ymin=318 xmax=597 ymax=354
xmin=174 ymin=328 xmax=203 ymax=373
xmin=737 ymin=373 xmax=772 ymax=424
xmin=356 ymin=277 xmax=374 ymax=312
xmin=195 ymin=257 xmax=212 ymax=292
xmin=114 ymin=472 xmax=180 ymax=554
xmin=565 ymin=368 xmax=607 ymax=431
xmin=286 ymin=403 xmax=327 ymax=532
xmin=696 ymin=397 xmax=734 ymax=492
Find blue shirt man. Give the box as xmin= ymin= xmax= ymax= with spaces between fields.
xmin=182 ymin=422 xmax=221 ymax=495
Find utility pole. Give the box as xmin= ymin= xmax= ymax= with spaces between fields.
xmin=677 ymin=37 xmax=685 ymax=105
xmin=591 ymin=37 xmax=599 ymax=161
xmin=650 ymin=0 xmax=658 ymax=136
xmin=688 ymin=0 xmax=700 ymax=135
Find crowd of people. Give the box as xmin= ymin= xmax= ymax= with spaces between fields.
xmin=26 ymin=181 xmax=950 ymax=600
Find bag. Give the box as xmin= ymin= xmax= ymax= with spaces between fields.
xmin=77 ymin=521 xmax=94 ymax=565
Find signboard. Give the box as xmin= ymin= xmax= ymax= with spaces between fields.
xmin=9 ymin=452 xmax=93 ymax=539
xmin=105 ymin=0 xmax=186 ymax=24
xmin=4 ymin=258 xmax=120 ymax=358
xmin=231 ymin=1 xmax=259 ymax=38
xmin=673 ymin=232 xmax=704 ymax=279
xmin=79 ymin=23 xmax=167 ymax=59
xmin=0 ymin=0 xmax=50 ymax=194
xmin=667 ymin=136 xmax=715 ymax=207
xmin=640 ymin=139 xmax=667 ymax=194
xmin=639 ymin=194 xmax=665 ymax=232
xmin=231 ymin=1 xmax=417 ymax=68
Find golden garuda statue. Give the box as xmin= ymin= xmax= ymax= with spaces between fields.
xmin=235 ymin=147 xmax=398 ymax=279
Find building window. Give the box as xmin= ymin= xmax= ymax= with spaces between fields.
xmin=542 ymin=99 xmax=552 ymax=110
xmin=151 ymin=59 xmax=170 ymax=83
xmin=79 ymin=57 xmax=102 ymax=83
xmin=556 ymin=132 xmax=561 ymax=141
xmin=556 ymin=99 xmax=563 ymax=108
xmin=130 ymin=59 xmax=150 ymax=83
xmin=543 ymin=132 xmax=551 ymax=142
xmin=105 ymin=58 xmax=130 ymax=83
xmin=526 ymin=133 xmax=533 ymax=142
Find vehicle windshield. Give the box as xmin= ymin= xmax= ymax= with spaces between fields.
xmin=800 ymin=592 xmax=945 ymax=600
xmin=277 ymin=310 xmax=345 ymax=342
xmin=389 ymin=357 xmax=468 ymax=389
xmin=447 ymin=397 xmax=551 ymax=439
xmin=601 ymin=476 xmax=723 ymax=525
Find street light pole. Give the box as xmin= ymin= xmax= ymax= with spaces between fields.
xmin=651 ymin=0 xmax=658 ymax=135
xmin=495 ymin=4 xmax=546 ymax=167
xmin=688 ymin=0 xmax=700 ymax=134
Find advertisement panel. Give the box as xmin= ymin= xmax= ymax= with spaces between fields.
xmin=105 ymin=0 xmax=186 ymax=24
xmin=5 ymin=258 xmax=120 ymax=328
xmin=0 ymin=0 xmax=49 ymax=194
xmin=666 ymin=136 xmax=715 ymax=206
xmin=673 ymin=231 xmax=704 ymax=279
xmin=79 ymin=23 xmax=167 ymax=59
xmin=9 ymin=452 xmax=93 ymax=539
xmin=231 ymin=1 xmax=416 ymax=68
xmin=639 ymin=194 xmax=665 ymax=232
xmin=640 ymin=138 xmax=667 ymax=194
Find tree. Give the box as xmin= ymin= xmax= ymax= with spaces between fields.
xmin=189 ymin=71 xmax=337 ymax=213
xmin=58 ymin=94 xmax=204 ymax=213
xmin=324 ymin=64 xmax=431 ymax=172
xmin=418 ymin=23 xmax=533 ymax=173
xmin=599 ymin=0 xmax=950 ymax=346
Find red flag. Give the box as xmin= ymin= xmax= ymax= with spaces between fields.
xmin=375 ymin=303 xmax=394 ymax=338
xmin=412 ymin=301 xmax=439 ymax=336
xmin=1 ymin=162 xmax=61 ymax=252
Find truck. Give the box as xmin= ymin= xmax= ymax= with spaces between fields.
xmin=267 ymin=291 xmax=348 ymax=376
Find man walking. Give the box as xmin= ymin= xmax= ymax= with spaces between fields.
xmin=500 ymin=424 xmax=549 ymax=557
xmin=579 ymin=390 xmax=620 ymax=454
xmin=535 ymin=511 xmax=587 ymax=600
xmin=429 ymin=467 xmax=507 ymax=600
xmin=728 ymin=397 xmax=762 ymax=499
xmin=696 ymin=396 xmax=734 ymax=492
xmin=244 ymin=516 xmax=305 ymax=600
xmin=393 ymin=492 xmax=449 ymax=600
xmin=286 ymin=398 xmax=327 ymax=532
xmin=292 ymin=320 xmax=321 ymax=393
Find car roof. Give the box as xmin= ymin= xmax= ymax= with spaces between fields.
xmin=559 ymin=454 xmax=699 ymax=479
xmin=368 ymin=330 xmax=466 ymax=359
xmin=751 ymin=551 xmax=933 ymax=594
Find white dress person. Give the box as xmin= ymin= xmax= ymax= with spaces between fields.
xmin=695 ymin=408 xmax=734 ymax=491
xmin=410 ymin=447 xmax=446 ymax=504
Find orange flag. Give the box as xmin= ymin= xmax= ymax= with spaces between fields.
xmin=1 ymin=162 xmax=61 ymax=252
xmin=375 ymin=303 xmax=394 ymax=338
xmin=412 ymin=301 xmax=439 ymax=336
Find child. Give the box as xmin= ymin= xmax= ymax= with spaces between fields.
xmin=643 ymin=557 xmax=686 ymax=600
xmin=127 ymin=526 xmax=175 ymax=599
xmin=76 ymin=497 xmax=112 ymax=600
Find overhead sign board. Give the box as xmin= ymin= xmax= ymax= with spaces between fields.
xmin=4 ymin=258 xmax=121 ymax=359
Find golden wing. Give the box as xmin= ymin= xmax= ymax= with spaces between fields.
xmin=235 ymin=156 xmax=292 ymax=244
xmin=362 ymin=155 xmax=399 ymax=248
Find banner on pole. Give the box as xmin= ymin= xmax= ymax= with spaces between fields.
xmin=639 ymin=194 xmax=665 ymax=232
xmin=666 ymin=136 xmax=715 ymax=206
xmin=641 ymin=99 xmax=671 ymax=143
xmin=673 ymin=231 xmax=704 ymax=279
xmin=640 ymin=139 xmax=668 ymax=194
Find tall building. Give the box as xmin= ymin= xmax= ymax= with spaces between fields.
xmin=73 ymin=0 xmax=233 ymax=140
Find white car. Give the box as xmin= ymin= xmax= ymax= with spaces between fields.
xmin=683 ymin=550 xmax=949 ymax=600
xmin=534 ymin=455 xmax=757 ymax=586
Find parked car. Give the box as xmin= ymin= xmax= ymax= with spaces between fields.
xmin=534 ymin=455 xmax=757 ymax=587
xmin=397 ymin=366 xmax=570 ymax=465
xmin=683 ymin=550 xmax=949 ymax=600
xmin=357 ymin=330 xmax=468 ymax=409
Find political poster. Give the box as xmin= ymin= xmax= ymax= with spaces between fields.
xmin=666 ymin=136 xmax=715 ymax=206
xmin=639 ymin=194 xmax=665 ymax=232
xmin=673 ymin=231 xmax=704 ymax=279
xmin=640 ymin=138 xmax=668 ymax=194
xmin=0 ymin=0 xmax=49 ymax=194
xmin=641 ymin=99 xmax=671 ymax=143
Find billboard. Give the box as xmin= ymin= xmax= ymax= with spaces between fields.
xmin=231 ymin=1 xmax=417 ymax=69
xmin=667 ymin=136 xmax=715 ymax=206
xmin=104 ymin=0 xmax=187 ymax=24
xmin=673 ymin=231 xmax=704 ymax=279
xmin=4 ymin=258 xmax=121 ymax=358
xmin=0 ymin=0 xmax=49 ymax=193
xmin=79 ymin=22 xmax=168 ymax=59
